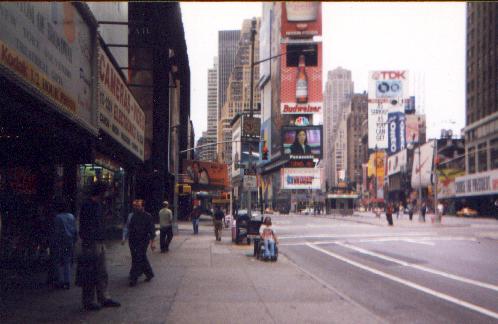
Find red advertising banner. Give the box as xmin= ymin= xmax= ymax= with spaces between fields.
xmin=182 ymin=160 xmax=229 ymax=190
xmin=280 ymin=43 xmax=322 ymax=114
xmin=281 ymin=2 xmax=322 ymax=38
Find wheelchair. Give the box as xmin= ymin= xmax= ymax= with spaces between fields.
xmin=254 ymin=238 xmax=278 ymax=262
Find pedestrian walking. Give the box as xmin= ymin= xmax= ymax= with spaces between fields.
xmin=436 ymin=202 xmax=444 ymax=223
xmin=421 ymin=202 xmax=427 ymax=222
xmin=52 ymin=198 xmax=77 ymax=289
xmin=158 ymin=201 xmax=173 ymax=252
xmin=386 ymin=203 xmax=394 ymax=226
xmin=408 ymin=203 xmax=414 ymax=221
xmin=76 ymin=183 xmax=121 ymax=311
xmin=259 ymin=216 xmax=278 ymax=261
xmin=122 ymin=199 xmax=156 ymax=287
xmin=190 ymin=205 xmax=202 ymax=235
xmin=212 ymin=206 xmax=225 ymax=241
xmin=396 ymin=202 xmax=400 ymax=219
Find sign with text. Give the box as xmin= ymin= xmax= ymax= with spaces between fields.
xmin=281 ymin=2 xmax=322 ymax=38
xmin=0 ymin=2 xmax=96 ymax=132
xmin=98 ymin=46 xmax=145 ymax=160
xmin=368 ymin=101 xmax=403 ymax=149
xmin=387 ymin=112 xmax=406 ymax=155
xmin=455 ymin=169 xmax=498 ymax=197
xmin=387 ymin=149 xmax=407 ymax=176
xmin=281 ymin=168 xmax=321 ymax=190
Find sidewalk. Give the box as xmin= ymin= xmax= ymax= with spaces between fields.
xmin=321 ymin=211 xmax=498 ymax=228
xmin=0 ymin=220 xmax=382 ymax=324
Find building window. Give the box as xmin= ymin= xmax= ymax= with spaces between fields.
xmin=477 ymin=142 xmax=488 ymax=172
xmin=468 ymin=146 xmax=476 ymax=174
xmin=491 ymin=138 xmax=498 ymax=170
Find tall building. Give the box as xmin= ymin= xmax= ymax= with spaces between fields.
xmin=323 ymin=67 xmax=354 ymax=187
xmin=458 ymin=2 xmax=498 ymax=215
xmin=347 ymin=93 xmax=368 ymax=185
xmin=218 ymin=30 xmax=241 ymax=117
xmin=201 ymin=57 xmax=218 ymax=161
xmin=218 ymin=19 xmax=260 ymax=165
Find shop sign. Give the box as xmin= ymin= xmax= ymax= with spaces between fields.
xmin=98 ymin=46 xmax=145 ymax=161
xmin=281 ymin=168 xmax=321 ymax=190
xmin=0 ymin=3 xmax=96 ymax=133
xmin=455 ymin=169 xmax=498 ymax=197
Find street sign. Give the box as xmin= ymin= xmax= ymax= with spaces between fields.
xmin=243 ymin=175 xmax=257 ymax=190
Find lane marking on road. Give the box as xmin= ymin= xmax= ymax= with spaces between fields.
xmin=306 ymin=243 xmax=498 ymax=320
xmin=279 ymin=232 xmax=434 ymax=240
xmin=401 ymin=239 xmax=435 ymax=246
xmin=334 ymin=241 xmax=498 ymax=293
xmin=280 ymin=236 xmax=477 ymax=246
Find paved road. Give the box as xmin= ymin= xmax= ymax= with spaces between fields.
xmin=274 ymin=213 xmax=498 ymax=324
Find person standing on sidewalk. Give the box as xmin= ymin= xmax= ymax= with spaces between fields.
xmin=158 ymin=201 xmax=173 ymax=252
xmin=421 ymin=202 xmax=427 ymax=222
xmin=408 ymin=203 xmax=414 ymax=221
xmin=52 ymin=198 xmax=77 ymax=289
xmin=212 ymin=206 xmax=225 ymax=241
xmin=122 ymin=199 xmax=156 ymax=286
xmin=76 ymin=183 xmax=121 ymax=311
xmin=385 ymin=202 xmax=394 ymax=226
xmin=190 ymin=205 xmax=202 ymax=235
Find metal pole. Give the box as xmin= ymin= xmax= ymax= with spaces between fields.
xmin=433 ymin=140 xmax=439 ymax=223
xmin=249 ymin=18 xmax=256 ymax=118
xmin=248 ymin=144 xmax=252 ymax=218
xmin=418 ymin=144 xmax=423 ymax=222
xmin=173 ymin=127 xmax=179 ymax=233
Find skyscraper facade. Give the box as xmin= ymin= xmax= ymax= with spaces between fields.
xmin=347 ymin=93 xmax=368 ymax=185
xmin=217 ymin=19 xmax=260 ymax=165
xmin=200 ymin=57 xmax=218 ymax=161
xmin=323 ymin=67 xmax=354 ymax=187
xmin=218 ymin=30 xmax=241 ymax=117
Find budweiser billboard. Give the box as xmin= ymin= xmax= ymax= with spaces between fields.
xmin=281 ymin=2 xmax=322 ymax=38
xmin=280 ymin=43 xmax=322 ymax=116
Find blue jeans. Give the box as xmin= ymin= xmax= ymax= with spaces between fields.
xmin=192 ymin=218 xmax=199 ymax=234
xmin=263 ymin=240 xmax=275 ymax=258
xmin=57 ymin=245 xmax=74 ymax=285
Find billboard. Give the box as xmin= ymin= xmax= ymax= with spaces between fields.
xmin=281 ymin=168 xmax=321 ymax=190
xmin=367 ymin=152 xmax=386 ymax=198
xmin=280 ymin=42 xmax=323 ymax=116
xmin=98 ymin=46 xmax=145 ymax=161
xmin=281 ymin=2 xmax=322 ymax=38
xmin=405 ymin=96 xmax=416 ymax=114
xmin=387 ymin=150 xmax=407 ymax=176
xmin=368 ymin=70 xmax=409 ymax=149
xmin=368 ymin=71 xmax=409 ymax=100
xmin=437 ymin=168 xmax=465 ymax=199
xmin=183 ymin=160 xmax=229 ymax=190
xmin=411 ymin=141 xmax=435 ymax=189
xmin=405 ymin=114 xmax=424 ymax=144
xmin=455 ymin=169 xmax=498 ymax=197
xmin=0 ymin=2 xmax=97 ymax=133
xmin=282 ymin=126 xmax=322 ymax=159
xmin=387 ymin=112 xmax=406 ymax=155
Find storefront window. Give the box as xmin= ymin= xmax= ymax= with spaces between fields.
xmin=77 ymin=161 xmax=125 ymax=227
xmin=491 ymin=138 xmax=498 ymax=170
xmin=477 ymin=142 xmax=488 ymax=172
xmin=468 ymin=147 xmax=476 ymax=174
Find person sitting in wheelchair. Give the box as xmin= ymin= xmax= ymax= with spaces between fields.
xmin=259 ymin=216 xmax=278 ymax=261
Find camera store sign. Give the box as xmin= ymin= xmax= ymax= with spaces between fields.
xmin=98 ymin=46 xmax=145 ymax=161
xmin=455 ymin=170 xmax=498 ymax=197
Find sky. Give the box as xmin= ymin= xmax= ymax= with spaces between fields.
xmin=181 ymin=2 xmax=466 ymax=142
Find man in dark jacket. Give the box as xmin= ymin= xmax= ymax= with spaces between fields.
xmin=77 ymin=183 xmax=120 ymax=311
xmin=122 ymin=199 xmax=156 ymax=286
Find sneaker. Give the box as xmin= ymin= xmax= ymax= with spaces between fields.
xmin=101 ymin=299 xmax=121 ymax=308
xmin=84 ymin=303 xmax=101 ymax=311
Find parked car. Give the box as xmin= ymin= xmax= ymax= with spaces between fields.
xmin=457 ymin=207 xmax=478 ymax=217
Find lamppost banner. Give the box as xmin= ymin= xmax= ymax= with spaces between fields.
xmin=411 ymin=141 xmax=435 ymax=189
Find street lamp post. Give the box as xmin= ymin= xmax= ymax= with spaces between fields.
xmin=408 ymin=136 xmax=423 ymax=222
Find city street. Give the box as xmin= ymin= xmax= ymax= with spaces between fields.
xmin=1 ymin=213 xmax=498 ymax=323
xmin=277 ymin=212 xmax=498 ymax=323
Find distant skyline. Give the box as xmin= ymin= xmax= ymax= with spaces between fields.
xmin=181 ymin=2 xmax=466 ymax=141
